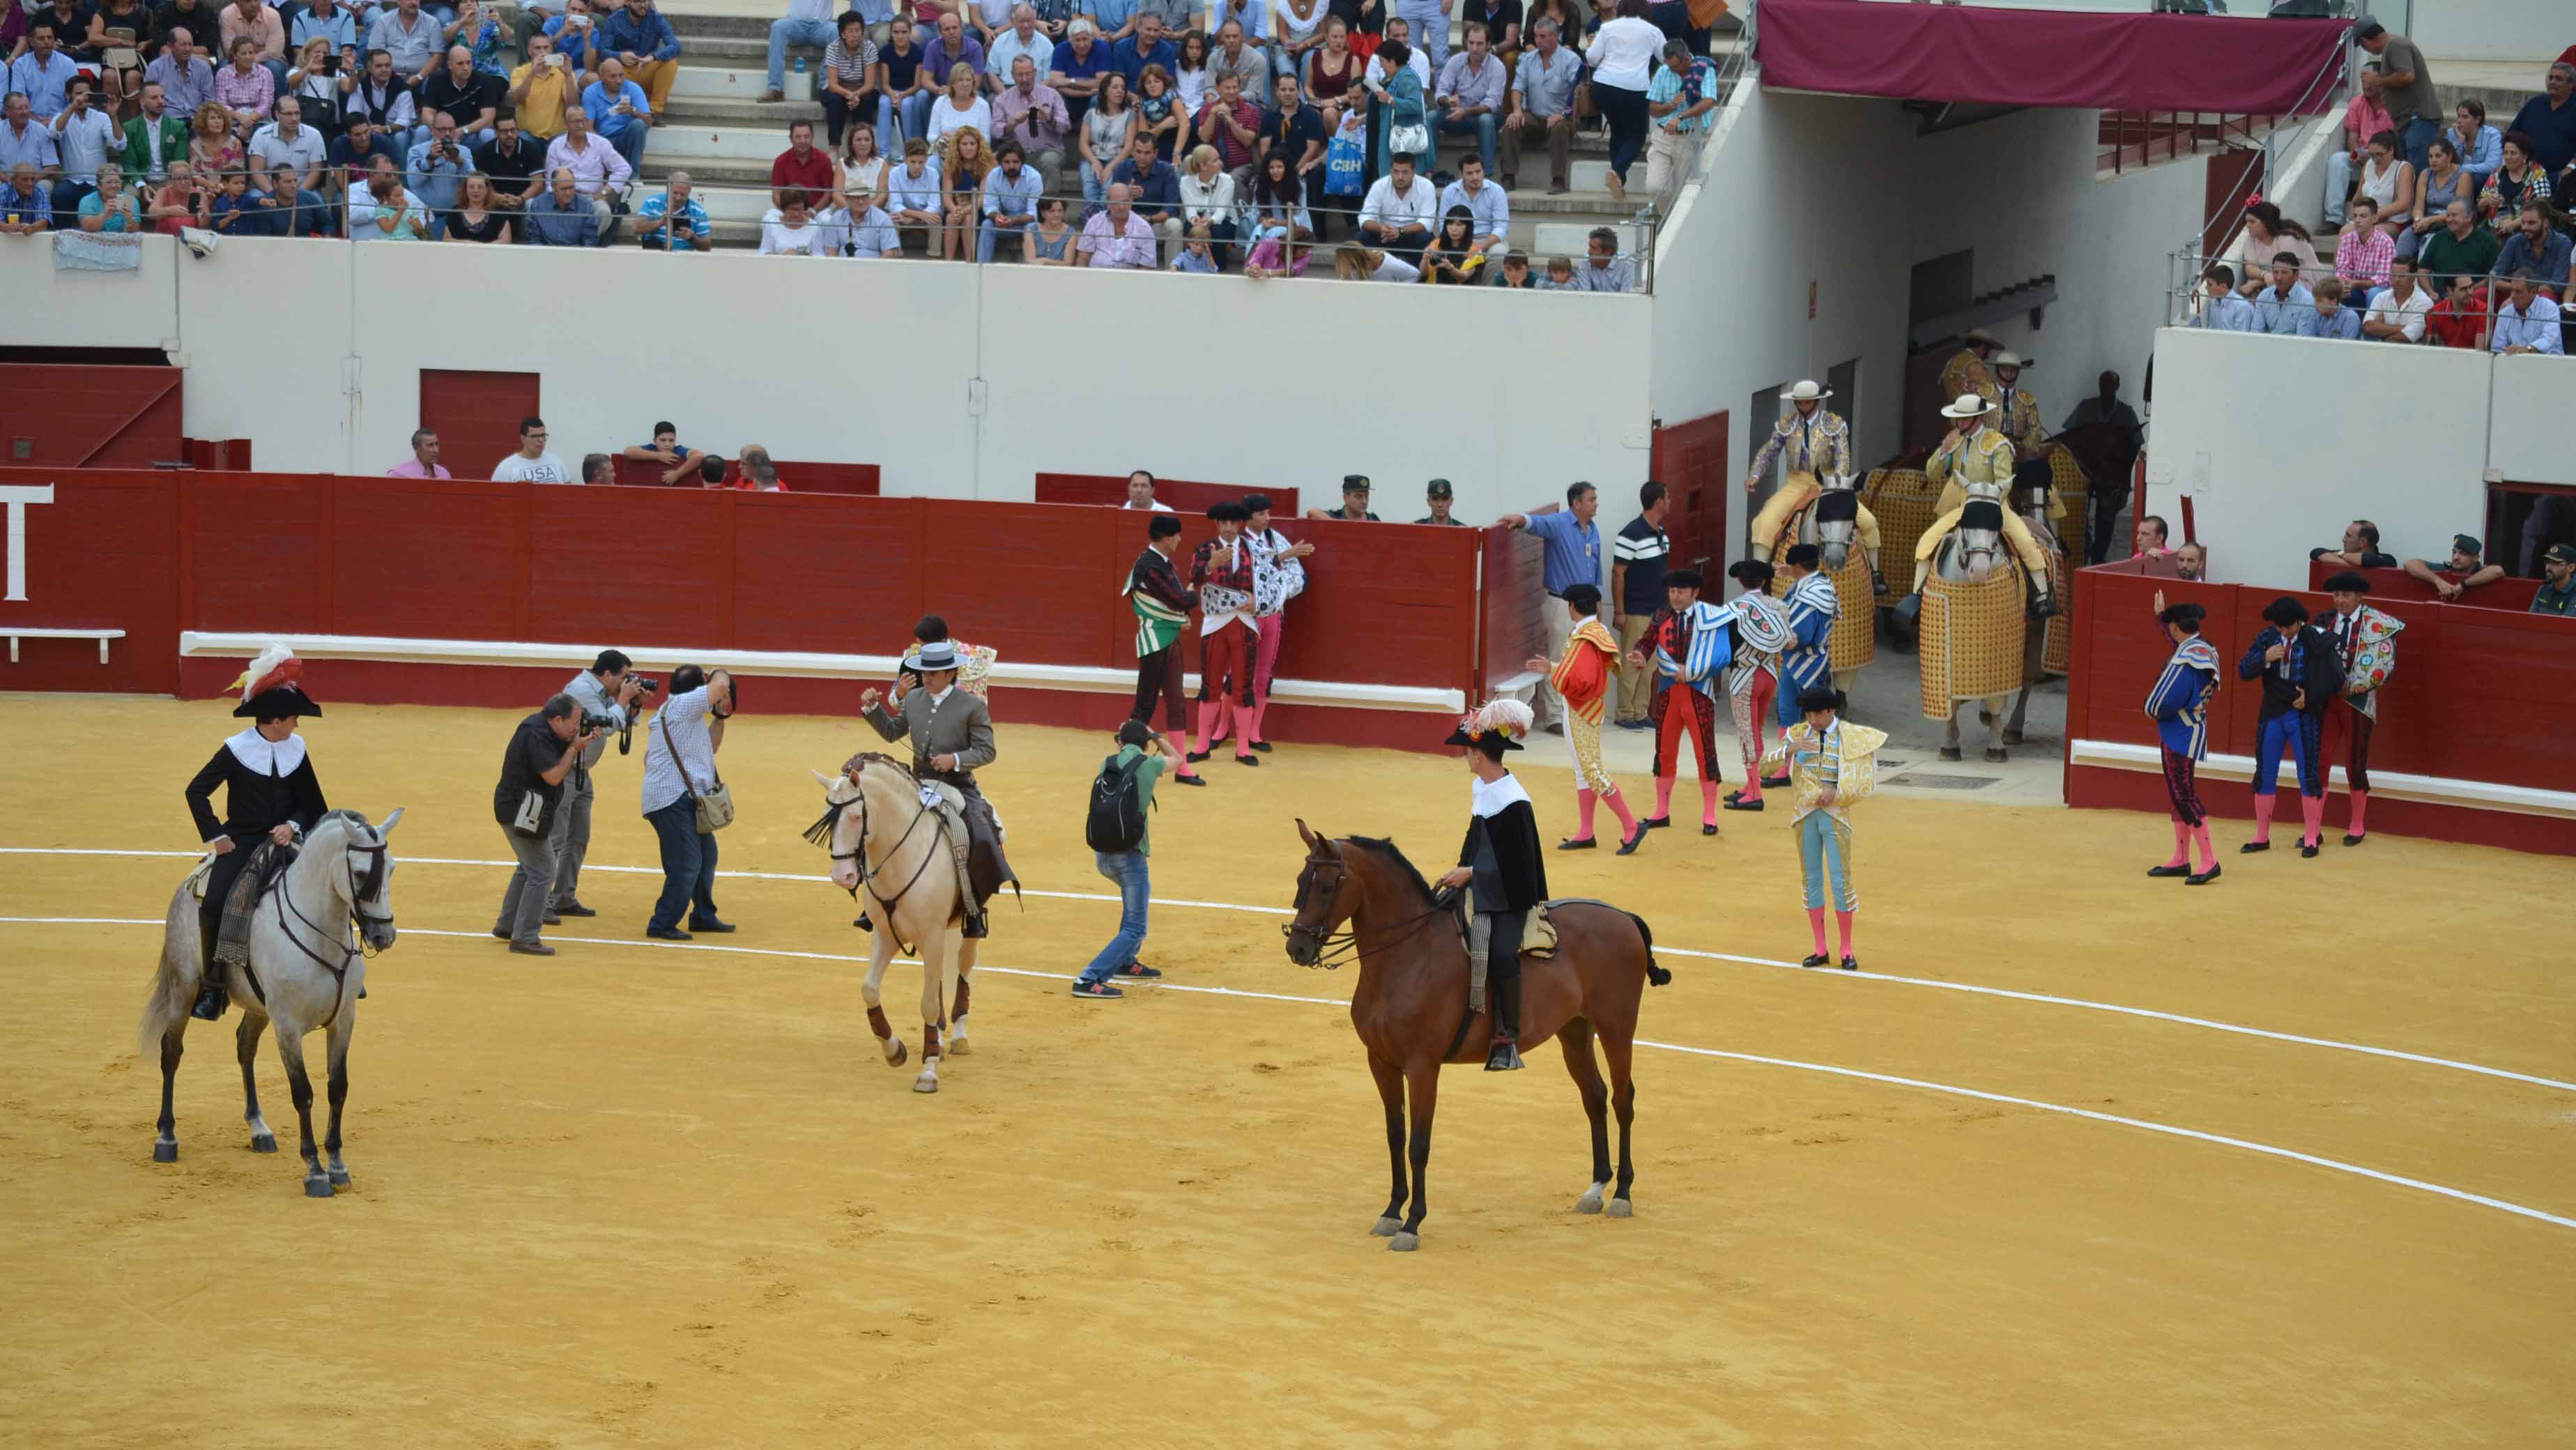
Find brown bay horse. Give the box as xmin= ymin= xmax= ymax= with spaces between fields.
xmin=1282 ymin=820 xmax=1669 ymax=1251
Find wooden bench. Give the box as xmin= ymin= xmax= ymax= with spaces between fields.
xmin=6 ymin=627 xmax=125 ymax=664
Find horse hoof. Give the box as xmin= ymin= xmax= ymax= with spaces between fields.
xmin=1371 ymin=1216 xmax=1400 ymax=1237
xmin=1576 ymin=1185 xmax=1605 ymax=1214
xmin=948 ymin=1032 xmax=971 ymax=1057
xmin=305 ymin=1176 xmax=335 ymax=1199
xmin=1388 ymin=1232 xmax=1420 ymax=1253
xmin=912 ymin=1071 xmax=940 ymax=1094
xmin=152 ymin=1140 xmax=177 ymax=1163
xmin=1984 ymin=747 xmax=2009 ymax=763
xmin=250 ymin=1134 xmax=277 ymax=1153
xmin=329 ymin=1169 xmax=351 ymax=1188
xmin=884 ymin=1040 xmax=908 ymax=1068
xmin=1607 ymin=1197 xmax=1634 ymax=1219
xmin=2002 ymin=728 xmax=2025 ymax=745
xmin=1938 ymin=747 xmax=1963 ymax=762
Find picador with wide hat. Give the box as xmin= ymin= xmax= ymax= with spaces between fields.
xmin=183 ymin=646 xmax=331 ymax=1021
xmin=1432 ymin=699 xmax=1547 ymax=1072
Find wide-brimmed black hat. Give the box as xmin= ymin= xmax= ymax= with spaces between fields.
xmin=2322 ymin=570 xmax=2372 ymax=594
xmin=1443 ymin=698 xmax=1531 ymax=753
xmin=230 ymin=645 xmax=323 ymax=719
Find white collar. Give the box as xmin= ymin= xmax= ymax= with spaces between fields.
xmin=927 ymin=685 xmax=954 ymax=708
xmin=226 ymin=726 xmax=308 ymax=776
xmin=1470 ymin=771 xmax=1530 ymax=818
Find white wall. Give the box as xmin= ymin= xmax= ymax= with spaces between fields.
xmin=2145 ymin=326 xmax=2494 ymax=584
xmin=5 ymin=233 xmax=180 ymax=350
xmin=2489 ymin=355 xmax=2576 ymax=487
xmin=2413 ymin=0 xmax=2566 ymax=64
xmin=36 ymin=233 xmax=1650 ymax=519
xmin=1652 ymin=88 xmax=2210 ymax=560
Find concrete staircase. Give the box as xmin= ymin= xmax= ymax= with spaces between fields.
xmin=637 ymin=13 xmax=1656 ymax=256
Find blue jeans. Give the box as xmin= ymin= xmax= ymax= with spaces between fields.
xmin=1078 ymin=850 xmax=1151 ymax=983
xmin=977 ymin=215 xmax=1028 ymax=261
xmin=604 ymin=123 xmax=647 ymax=178
xmin=645 ymin=797 xmax=720 ymax=931
xmin=768 ymin=15 xmax=836 ymax=92
xmin=2398 ymin=115 xmax=2436 ymax=176
xmin=900 ymin=90 xmax=935 ymax=144
xmin=1437 ymin=112 xmax=1496 ymax=175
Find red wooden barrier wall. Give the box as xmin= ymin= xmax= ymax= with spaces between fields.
xmin=2302 ymin=560 xmax=2541 ymax=611
xmin=2066 ymin=563 xmax=2576 ymax=853
xmin=1034 ymin=473 xmax=1302 ymax=519
xmin=0 ymin=468 xmax=1475 ymax=748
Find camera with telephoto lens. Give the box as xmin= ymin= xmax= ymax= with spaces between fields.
xmin=631 ymin=676 xmax=660 ymax=697
xmin=581 ymin=712 xmax=620 ymax=733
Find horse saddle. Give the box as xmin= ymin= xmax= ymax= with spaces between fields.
xmin=1452 ymin=899 xmax=1597 ymax=1012
xmin=921 ymin=779 xmax=1020 ymax=915
xmin=211 ymin=840 xmax=296 ymax=970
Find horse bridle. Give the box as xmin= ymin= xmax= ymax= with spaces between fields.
xmin=1282 ymin=842 xmax=1453 ymax=970
xmin=807 ymin=758 xmax=942 ymax=922
xmin=268 ymin=821 xmax=390 ymax=1019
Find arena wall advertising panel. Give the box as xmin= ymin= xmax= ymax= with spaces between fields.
xmin=2065 ymin=563 xmax=2576 ymax=855
xmin=2 ymin=468 xmax=1482 ymax=752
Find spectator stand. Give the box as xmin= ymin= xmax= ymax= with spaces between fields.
xmin=2064 ymin=563 xmax=2576 ymax=856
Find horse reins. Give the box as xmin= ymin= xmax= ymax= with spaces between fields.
xmin=260 ymin=824 xmax=390 ymax=1021
xmin=812 ymin=761 xmax=943 ymax=940
xmin=1284 ymin=850 xmax=1455 ymax=970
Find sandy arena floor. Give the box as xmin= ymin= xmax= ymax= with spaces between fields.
xmin=1 ymin=692 xmax=2570 ymax=1447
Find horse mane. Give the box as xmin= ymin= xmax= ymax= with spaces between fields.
xmin=316 ymin=809 xmax=371 ymax=834
xmin=841 ymin=750 xmax=912 ymax=781
xmin=1344 ymin=835 xmax=1438 ymax=906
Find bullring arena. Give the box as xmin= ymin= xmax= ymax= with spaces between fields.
xmin=4 ymin=689 xmax=2570 ymax=1446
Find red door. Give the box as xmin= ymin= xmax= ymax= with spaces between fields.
xmin=1650 ymin=411 xmax=1728 ymax=574
xmin=0 ymin=363 xmax=185 ymax=466
xmin=418 ymin=369 xmax=542 ymax=480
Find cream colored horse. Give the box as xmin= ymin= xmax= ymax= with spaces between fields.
xmin=810 ymin=755 xmax=977 ymax=1094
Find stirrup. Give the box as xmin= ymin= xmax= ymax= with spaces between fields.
xmin=190 ymin=979 xmax=228 ymax=1021
xmin=1484 ymin=1039 xmax=1524 ymax=1072
xmin=854 ymin=912 xmax=873 ymax=931
xmin=961 ymin=915 xmax=988 ymax=940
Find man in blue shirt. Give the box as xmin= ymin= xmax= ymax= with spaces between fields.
xmin=1109 ymin=10 xmax=1175 ymax=89
xmin=9 ymin=23 xmax=80 ymax=121
xmin=2492 ymin=201 xmax=2573 ymax=291
xmin=636 ymin=170 xmax=711 ymax=250
xmin=2191 ymin=264 xmax=2258 ymax=331
xmin=978 ymin=138 xmax=1042 ymax=260
xmin=2490 ymin=271 xmax=2564 ymax=356
xmin=2299 ymin=278 xmax=2363 ymax=341
xmin=1500 ymin=480 xmax=1605 ymax=733
xmin=2249 ymin=256 xmax=2315 ymax=336
xmin=582 ymin=56 xmax=652 ymax=174
xmin=2505 ymin=62 xmax=2576 ymax=177
xmin=593 ymin=0 xmax=682 ymax=122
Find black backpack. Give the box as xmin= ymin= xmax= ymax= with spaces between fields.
xmin=1084 ymin=752 xmax=1151 ymax=853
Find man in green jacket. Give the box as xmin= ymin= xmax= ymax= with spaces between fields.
xmin=121 ymin=81 xmax=192 ymax=185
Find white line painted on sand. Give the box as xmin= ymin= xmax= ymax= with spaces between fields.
xmin=14 ymin=846 xmax=2568 ymax=1096
xmin=10 ymin=914 xmax=2569 ymax=1233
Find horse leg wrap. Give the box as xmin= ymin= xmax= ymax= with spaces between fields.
xmin=923 ymin=1023 xmax=942 ymax=1060
xmin=866 ymin=1005 xmax=894 ymax=1040
xmin=951 ymin=975 xmax=971 ymax=1024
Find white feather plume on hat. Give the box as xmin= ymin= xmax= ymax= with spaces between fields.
xmin=1460 ymin=697 xmax=1533 ymax=742
xmin=229 ymin=644 xmax=301 ymax=703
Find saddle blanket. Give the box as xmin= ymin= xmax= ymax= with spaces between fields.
xmin=1460 ymin=898 xmax=1617 ymax=1009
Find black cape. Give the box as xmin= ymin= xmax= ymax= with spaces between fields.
xmin=187 ymin=728 xmax=329 ymax=845
xmin=1456 ymin=772 xmax=1546 ymax=914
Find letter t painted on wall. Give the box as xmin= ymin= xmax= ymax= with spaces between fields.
xmin=0 ymin=484 xmax=53 ymax=602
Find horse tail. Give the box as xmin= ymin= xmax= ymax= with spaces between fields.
xmin=137 ymin=889 xmax=198 ymax=1058
xmin=1628 ymin=913 xmax=1669 ymax=987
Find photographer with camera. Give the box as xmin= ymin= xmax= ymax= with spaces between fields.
xmin=491 ymin=693 xmax=599 ymax=956
xmin=546 ymin=648 xmax=651 ymax=921
xmin=640 ymin=664 xmax=737 ymax=941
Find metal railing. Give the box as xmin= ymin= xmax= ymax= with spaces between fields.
xmin=140 ymin=173 xmax=1658 ymax=288
xmin=2169 ymin=18 xmax=2352 ymax=293
xmin=2162 ymin=244 xmax=2573 ymax=353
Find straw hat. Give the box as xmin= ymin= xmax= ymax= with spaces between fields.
xmin=1779 ymin=379 xmax=1831 ymax=402
xmin=1939 ymin=392 xmax=1996 ymax=420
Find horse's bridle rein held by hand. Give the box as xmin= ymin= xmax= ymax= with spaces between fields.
xmin=1283 ymin=840 xmax=1455 ymax=970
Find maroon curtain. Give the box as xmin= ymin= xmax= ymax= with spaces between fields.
xmin=1754 ymin=1 xmax=2347 ymax=116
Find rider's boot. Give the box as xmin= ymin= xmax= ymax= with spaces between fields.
xmin=952 ymin=840 xmax=987 ymax=938
xmin=192 ymin=917 xmax=228 ymax=1021
xmin=1485 ymin=974 xmax=1524 ymax=1072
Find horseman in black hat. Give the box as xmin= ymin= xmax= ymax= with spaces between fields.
xmin=182 ymin=646 xmax=330 ymax=1021
xmin=1432 ymin=698 xmax=1545 ymax=1073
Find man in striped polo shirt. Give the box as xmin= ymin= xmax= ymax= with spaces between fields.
xmin=1125 ymin=513 xmax=1205 ymax=785
xmin=1609 ymin=480 xmax=1670 ymax=731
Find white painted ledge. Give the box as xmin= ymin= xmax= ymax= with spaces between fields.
xmin=2069 ymin=738 xmax=2576 ymax=821
xmin=179 ymin=632 xmax=1465 ymax=714
xmin=6 ymin=627 xmax=125 ymax=664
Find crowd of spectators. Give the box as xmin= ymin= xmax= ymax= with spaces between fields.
xmin=1 ymin=0 xmax=1709 ymax=284
xmin=2190 ymin=49 xmax=2576 ymax=356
